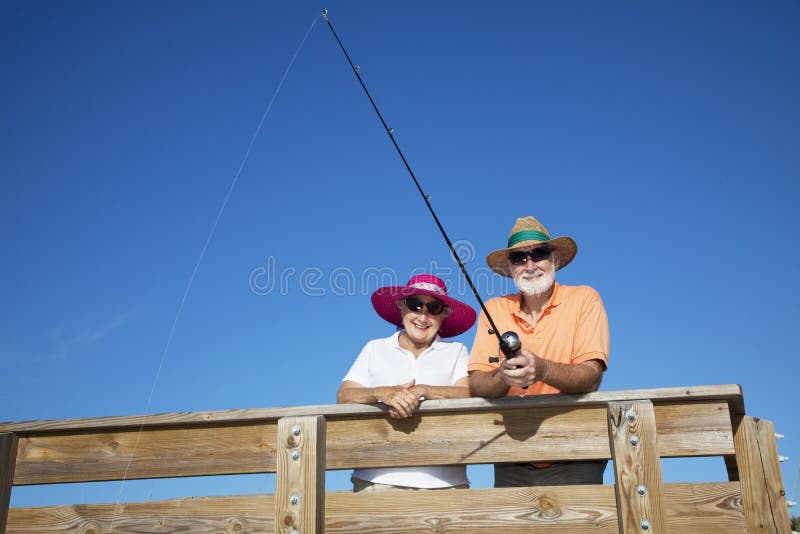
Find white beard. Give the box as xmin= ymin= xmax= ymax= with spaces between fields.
xmin=515 ymin=268 xmax=555 ymax=296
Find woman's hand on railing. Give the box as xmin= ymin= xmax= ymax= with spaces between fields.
xmin=376 ymin=380 xmax=420 ymax=419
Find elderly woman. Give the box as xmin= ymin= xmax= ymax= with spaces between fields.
xmin=337 ymin=274 xmax=477 ymax=492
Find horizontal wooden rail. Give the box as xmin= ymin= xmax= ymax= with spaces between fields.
xmin=6 ymin=483 xmax=746 ymax=533
xmin=4 ymin=384 xmax=789 ymax=534
xmin=11 ymin=400 xmax=733 ymax=485
xmin=0 ymin=384 xmax=744 ymax=434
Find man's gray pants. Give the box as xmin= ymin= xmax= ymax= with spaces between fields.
xmin=494 ymin=461 xmax=607 ymax=487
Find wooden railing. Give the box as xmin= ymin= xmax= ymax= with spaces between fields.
xmin=0 ymin=384 xmax=791 ymax=533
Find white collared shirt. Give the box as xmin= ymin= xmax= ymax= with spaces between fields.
xmin=344 ymin=331 xmax=469 ymax=389
xmin=342 ymin=331 xmax=469 ymax=488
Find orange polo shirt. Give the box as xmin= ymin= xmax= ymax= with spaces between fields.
xmin=468 ymin=283 xmax=609 ymax=396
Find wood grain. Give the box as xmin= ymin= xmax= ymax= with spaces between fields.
xmin=755 ymin=418 xmax=791 ymax=533
xmin=6 ymin=482 xmax=746 ymax=533
xmin=12 ymin=399 xmax=734 ymax=485
xmin=608 ymin=401 xmax=667 ymax=533
xmin=0 ymin=384 xmax=743 ymax=433
xmin=7 ymin=494 xmax=275 ymax=533
xmin=14 ymin=422 xmax=279 ymax=485
xmin=732 ymin=415 xmax=779 ymax=533
xmin=663 ymin=481 xmax=745 ymax=532
xmin=653 ymin=401 xmax=734 ymax=456
xmin=1 ymin=432 xmax=18 ymax=534
xmin=275 ymin=416 xmax=325 ymax=534
xmin=326 ymin=485 xmax=620 ymax=533
xmin=1 ymin=384 xmax=766 ymax=533
xmin=326 ymin=406 xmax=611 ymax=469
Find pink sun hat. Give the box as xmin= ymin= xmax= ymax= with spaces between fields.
xmin=370 ymin=274 xmax=477 ymax=338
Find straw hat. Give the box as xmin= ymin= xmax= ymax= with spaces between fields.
xmin=486 ymin=216 xmax=577 ymax=277
xmin=371 ymin=274 xmax=477 ymax=338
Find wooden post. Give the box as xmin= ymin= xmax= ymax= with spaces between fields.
xmin=732 ymin=415 xmax=790 ymax=533
xmin=1 ymin=432 xmax=18 ymax=534
xmin=733 ymin=415 xmax=789 ymax=534
xmin=754 ymin=419 xmax=791 ymax=533
xmin=275 ymin=416 xmax=326 ymax=534
xmin=608 ymin=400 xmax=667 ymax=534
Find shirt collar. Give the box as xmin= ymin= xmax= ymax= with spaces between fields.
xmin=392 ymin=330 xmax=444 ymax=350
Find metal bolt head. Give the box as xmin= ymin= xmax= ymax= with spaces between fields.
xmin=636 ymin=484 xmax=648 ymax=496
xmin=291 ymin=450 xmax=301 ymax=461
xmin=290 ymin=495 xmax=299 ymax=505
xmin=640 ymin=518 xmax=651 ymax=530
xmin=625 ymin=409 xmax=637 ymax=422
xmin=629 ymin=435 xmax=640 ymax=446
xmin=292 ymin=425 xmax=302 ymax=436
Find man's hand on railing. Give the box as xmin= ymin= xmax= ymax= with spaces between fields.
xmin=499 ymin=350 xmax=605 ymax=394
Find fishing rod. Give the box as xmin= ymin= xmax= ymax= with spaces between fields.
xmin=321 ymin=9 xmax=521 ymax=363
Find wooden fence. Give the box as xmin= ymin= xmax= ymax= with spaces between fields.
xmin=0 ymin=384 xmax=791 ymax=533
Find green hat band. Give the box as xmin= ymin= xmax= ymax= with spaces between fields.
xmin=507 ymin=229 xmax=550 ymax=248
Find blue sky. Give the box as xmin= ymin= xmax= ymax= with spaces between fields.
xmin=2 ymin=1 xmax=799 ymax=509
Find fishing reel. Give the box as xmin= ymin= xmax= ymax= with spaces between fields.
xmin=489 ymin=331 xmax=528 ymax=389
xmin=488 ymin=331 xmax=521 ymax=362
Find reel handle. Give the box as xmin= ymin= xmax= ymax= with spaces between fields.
xmin=488 ymin=331 xmax=527 ymax=389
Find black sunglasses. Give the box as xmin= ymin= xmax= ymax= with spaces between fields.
xmin=405 ymin=296 xmax=447 ymax=315
xmin=508 ymin=246 xmax=553 ymax=265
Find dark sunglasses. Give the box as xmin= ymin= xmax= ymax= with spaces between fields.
xmin=508 ymin=246 xmax=553 ymax=265
xmin=405 ymin=296 xmax=447 ymax=315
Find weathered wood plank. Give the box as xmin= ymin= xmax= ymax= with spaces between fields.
xmin=327 ymin=485 xmax=620 ymax=533
xmin=1 ymin=433 xmax=18 ymax=533
xmin=755 ymin=418 xmax=791 ymax=534
xmin=326 ymin=406 xmax=611 ymax=469
xmin=13 ymin=400 xmax=734 ymax=485
xmin=0 ymin=384 xmax=743 ymax=433
xmin=7 ymin=494 xmax=275 ymax=533
xmin=654 ymin=401 xmax=734 ymax=456
xmin=608 ymin=401 xmax=667 ymax=534
xmin=663 ymin=481 xmax=745 ymax=532
xmin=15 ymin=422 xmax=279 ymax=485
xmin=6 ymin=483 xmax=745 ymax=533
xmin=275 ymin=416 xmax=325 ymax=534
xmin=732 ymin=414 xmax=779 ymax=533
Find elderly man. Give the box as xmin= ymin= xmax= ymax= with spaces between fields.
xmin=468 ymin=215 xmax=610 ymax=487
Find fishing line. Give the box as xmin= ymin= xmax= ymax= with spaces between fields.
xmin=107 ymin=13 xmax=320 ymax=532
